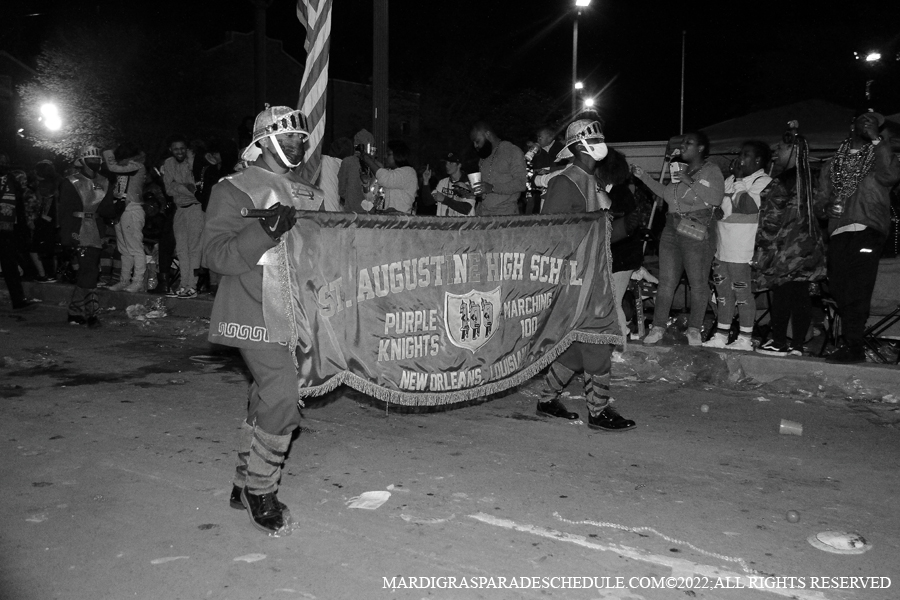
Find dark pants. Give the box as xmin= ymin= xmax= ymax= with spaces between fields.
xmin=653 ymin=220 xmax=717 ymax=330
xmin=0 ymin=231 xmax=26 ymax=308
xmin=525 ymin=190 xmax=542 ymax=215
xmin=75 ymin=247 xmax=101 ymax=289
xmin=827 ymin=229 xmax=886 ymax=350
xmin=557 ymin=341 xmax=612 ymax=375
xmin=158 ymin=222 xmax=176 ymax=283
xmin=769 ymin=281 xmax=812 ymax=350
xmin=68 ymin=247 xmax=102 ymax=320
xmin=239 ymin=346 xmax=303 ymax=436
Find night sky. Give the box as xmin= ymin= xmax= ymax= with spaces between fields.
xmin=5 ymin=0 xmax=900 ymax=142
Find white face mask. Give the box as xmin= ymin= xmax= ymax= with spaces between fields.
xmin=580 ymin=140 xmax=608 ymax=161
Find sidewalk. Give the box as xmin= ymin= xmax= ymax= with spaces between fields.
xmin=6 ymin=280 xmax=900 ymax=400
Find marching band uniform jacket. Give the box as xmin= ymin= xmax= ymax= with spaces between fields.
xmin=58 ymin=173 xmax=109 ymax=249
xmin=203 ymin=160 xmax=283 ymax=350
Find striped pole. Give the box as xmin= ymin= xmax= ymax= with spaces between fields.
xmin=296 ymin=0 xmax=333 ymax=183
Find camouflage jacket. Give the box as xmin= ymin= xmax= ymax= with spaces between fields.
xmin=752 ymin=168 xmax=826 ymax=290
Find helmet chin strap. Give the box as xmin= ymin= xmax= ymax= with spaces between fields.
xmin=269 ymin=134 xmax=303 ymax=169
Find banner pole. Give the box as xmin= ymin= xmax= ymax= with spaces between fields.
xmin=680 ymin=30 xmax=686 ymax=135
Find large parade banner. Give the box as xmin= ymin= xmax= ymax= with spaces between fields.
xmin=287 ymin=212 xmax=623 ymax=406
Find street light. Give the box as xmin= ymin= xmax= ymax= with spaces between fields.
xmin=583 ymin=98 xmax=595 ymax=108
xmin=572 ymin=0 xmax=592 ymax=115
xmin=40 ymin=103 xmax=62 ymax=132
xmin=855 ymin=51 xmax=886 ymax=63
xmin=853 ymin=49 xmax=893 ymax=104
xmin=574 ymin=81 xmax=584 ymax=90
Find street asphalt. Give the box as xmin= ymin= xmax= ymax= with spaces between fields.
xmin=1 ymin=281 xmax=898 ymax=600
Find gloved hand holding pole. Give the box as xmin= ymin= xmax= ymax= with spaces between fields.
xmin=251 ymin=203 xmax=298 ymax=240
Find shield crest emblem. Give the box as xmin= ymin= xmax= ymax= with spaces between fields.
xmin=444 ymin=286 xmax=501 ymax=353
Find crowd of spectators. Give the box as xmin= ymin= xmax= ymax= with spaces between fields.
xmin=2 ymin=110 xmax=899 ymax=364
xmin=0 ymin=134 xmax=239 ymax=317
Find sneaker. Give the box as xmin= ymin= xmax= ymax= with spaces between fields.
xmin=788 ymin=348 xmax=803 ymax=357
xmin=756 ymin=340 xmax=789 ymax=356
xmin=686 ymin=327 xmax=702 ymax=346
xmin=166 ymin=287 xmax=182 ymax=298
xmin=702 ymin=333 xmax=728 ymax=348
xmin=35 ymin=275 xmax=56 ymax=283
xmin=108 ymin=280 xmax=130 ymax=292
xmin=643 ymin=326 xmax=665 ymax=345
xmin=726 ymin=336 xmax=754 ymax=352
xmin=588 ymin=405 xmax=636 ymax=432
xmin=176 ymin=287 xmax=197 ymax=299
xmin=67 ymin=314 xmax=86 ymax=325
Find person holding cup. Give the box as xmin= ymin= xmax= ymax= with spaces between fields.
xmin=359 ymin=140 xmax=418 ymax=214
xmin=702 ymin=141 xmax=772 ymax=351
xmin=469 ymin=121 xmax=528 ymax=216
xmin=632 ymin=131 xmax=724 ymax=346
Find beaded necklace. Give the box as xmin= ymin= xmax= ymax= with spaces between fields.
xmin=829 ymin=138 xmax=876 ymax=203
xmin=481 ymin=143 xmax=501 ymax=184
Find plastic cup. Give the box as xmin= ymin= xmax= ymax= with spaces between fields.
xmin=669 ymin=162 xmax=684 ymax=182
xmin=779 ymin=419 xmax=803 ymax=436
xmin=467 ymin=172 xmax=483 ymax=195
xmin=346 ymin=490 xmax=391 ymax=510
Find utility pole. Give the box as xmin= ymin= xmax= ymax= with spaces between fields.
xmin=252 ymin=0 xmax=274 ymax=112
xmin=373 ymin=0 xmax=389 ymax=160
xmin=680 ymin=30 xmax=686 ymax=134
xmin=571 ymin=13 xmax=579 ymax=116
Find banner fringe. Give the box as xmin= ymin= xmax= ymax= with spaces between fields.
xmin=295 ymin=329 xmax=625 ymax=407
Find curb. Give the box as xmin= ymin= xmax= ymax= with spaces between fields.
xmin=14 ymin=281 xmax=214 ymax=319
xmin=629 ymin=344 xmax=900 ymax=399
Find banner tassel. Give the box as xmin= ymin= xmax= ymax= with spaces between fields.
xmin=295 ymin=330 xmax=624 ymax=407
